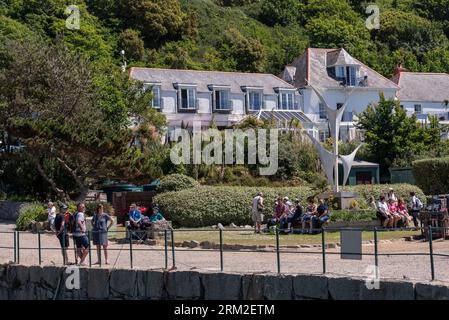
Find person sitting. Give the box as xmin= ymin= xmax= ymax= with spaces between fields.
xmin=377 ymin=196 xmax=391 ymax=228
xmin=301 ymin=198 xmax=317 ymax=233
xmin=149 ymin=205 xmax=165 ymax=223
xmin=267 ymin=197 xmax=285 ymax=229
xmin=397 ymin=198 xmax=411 ymax=227
xmin=312 ymin=198 xmax=330 ymax=230
xmin=388 ymin=198 xmax=401 ymax=228
xmin=128 ymin=203 xmax=143 ymax=230
xmin=279 ymin=197 xmax=291 ymax=231
xmin=287 ymin=199 xmax=303 ymax=232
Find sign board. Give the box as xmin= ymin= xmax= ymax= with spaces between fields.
xmin=340 ymin=230 xmax=362 ymax=260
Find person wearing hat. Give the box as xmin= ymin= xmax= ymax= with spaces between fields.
xmin=387 ymin=188 xmax=398 ymax=203
xmin=149 ymin=204 xmax=165 ymax=223
xmin=54 ymin=203 xmax=71 ymax=265
xmin=251 ymin=192 xmax=265 ymax=233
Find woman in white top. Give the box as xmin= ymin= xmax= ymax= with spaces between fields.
xmin=47 ymin=202 xmax=56 ymax=231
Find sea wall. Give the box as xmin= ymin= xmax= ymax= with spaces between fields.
xmin=1 ymin=264 xmax=449 ymax=300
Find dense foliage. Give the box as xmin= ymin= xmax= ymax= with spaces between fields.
xmin=15 ymin=202 xmax=47 ymax=231
xmin=156 ymin=174 xmax=200 ymax=193
xmin=154 ymin=184 xmax=424 ymax=227
xmin=412 ymin=157 xmax=449 ymax=194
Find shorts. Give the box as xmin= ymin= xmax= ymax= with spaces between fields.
xmin=57 ymin=233 xmax=70 ymax=248
xmin=74 ymin=235 xmax=89 ymax=249
xmin=252 ymin=211 xmax=263 ymax=223
xmin=302 ymin=214 xmax=313 ymax=222
xmin=319 ymin=215 xmax=330 ymax=223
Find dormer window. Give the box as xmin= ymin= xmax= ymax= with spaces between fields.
xmin=333 ymin=65 xmax=359 ymax=86
xmin=214 ymin=90 xmax=230 ymax=110
xmin=174 ymin=83 xmax=197 ymax=112
xmin=151 ymin=86 xmax=161 ymax=109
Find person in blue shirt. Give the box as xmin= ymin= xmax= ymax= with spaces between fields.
xmin=312 ymin=198 xmax=330 ymax=230
xmin=128 ymin=203 xmax=142 ymax=229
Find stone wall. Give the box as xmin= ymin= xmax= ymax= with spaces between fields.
xmin=1 ymin=264 xmax=449 ymax=300
xmin=0 ymin=201 xmax=27 ymax=221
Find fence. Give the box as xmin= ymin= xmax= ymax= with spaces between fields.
xmin=1 ymin=226 xmax=448 ymax=282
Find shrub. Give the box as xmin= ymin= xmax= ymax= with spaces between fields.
xmin=85 ymin=201 xmax=115 ymax=217
xmin=329 ymin=210 xmax=376 ymax=222
xmin=154 ymin=184 xmax=426 ymax=228
xmin=156 ymin=174 xmax=200 ymax=193
xmin=412 ymin=157 xmax=449 ymax=194
xmin=344 ymin=184 xmax=426 ymax=203
xmin=15 ymin=202 xmax=47 ymax=231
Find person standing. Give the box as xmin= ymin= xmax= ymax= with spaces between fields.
xmin=73 ymin=202 xmax=89 ymax=266
xmin=251 ymin=192 xmax=264 ymax=234
xmin=92 ymin=204 xmax=113 ymax=265
xmin=47 ymin=202 xmax=56 ymax=231
xmin=54 ymin=203 xmax=70 ymax=265
xmin=409 ymin=192 xmax=423 ymax=228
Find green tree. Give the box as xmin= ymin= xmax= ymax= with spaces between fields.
xmin=259 ymin=0 xmax=302 ymax=27
xmin=356 ymin=94 xmax=426 ymax=178
xmin=118 ymin=28 xmax=145 ymax=61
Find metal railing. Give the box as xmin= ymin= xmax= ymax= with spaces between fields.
xmin=1 ymin=226 xmax=448 ymax=281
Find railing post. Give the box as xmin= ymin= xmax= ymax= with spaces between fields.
xmin=374 ymin=227 xmax=379 ymax=279
xmin=13 ymin=231 xmax=17 ymax=263
xmin=275 ymin=227 xmax=280 ymax=274
xmin=219 ymin=229 xmax=224 ymax=272
xmin=429 ymin=226 xmax=435 ymax=281
xmin=321 ymin=228 xmax=326 ymax=274
xmin=38 ymin=230 xmax=42 ymax=266
xmin=129 ymin=230 xmax=133 ymax=269
xmin=98 ymin=231 xmax=102 ymax=267
xmin=16 ymin=231 xmax=20 ymax=264
xmin=171 ymin=229 xmax=176 ymax=269
xmin=164 ymin=229 xmax=168 ymax=269
xmin=88 ymin=231 xmax=92 ymax=268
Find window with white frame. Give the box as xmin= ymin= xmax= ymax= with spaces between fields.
xmin=335 ymin=66 xmax=345 ymax=79
xmin=214 ymin=90 xmax=230 ymax=110
xmin=319 ymin=130 xmax=330 ymax=142
xmin=151 ymin=86 xmax=161 ymax=109
xmin=279 ymin=92 xmax=294 ymax=110
xmin=414 ymin=104 xmax=422 ymax=114
xmin=248 ymin=91 xmax=262 ymax=111
xmin=319 ymin=103 xmax=327 ymax=119
xmin=347 ymin=66 xmax=357 ymax=86
xmin=180 ymin=88 xmax=196 ymax=109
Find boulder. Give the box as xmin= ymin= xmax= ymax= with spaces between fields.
xmin=181 ymin=241 xmax=190 ymax=248
xmin=242 ymin=274 xmax=265 ymax=300
xmin=41 ymin=266 xmax=62 ymax=290
xmin=262 ymin=274 xmax=293 ymax=300
xmin=293 ymin=274 xmax=328 ymax=300
xmin=200 ymin=241 xmax=213 ymax=249
xmin=328 ymin=276 xmax=364 ymax=300
xmin=166 ymin=271 xmax=201 ymax=299
xmin=6 ymin=265 xmax=29 ymax=288
xmin=145 ymin=270 xmax=165 ymax=299
xmin=87 ymin=268 xmax=110 ymax=300
xmin=415 ymin=282 xmax=449 ymax=300
xmin=110 ymin=269 xmax=137 ymax=298
xmin=360 ymin=279 xmax=415 ymax=300
xmin=202 ymin=272 xmax=242 ymax=300
xmin=189 ymin=240 xmax=199 ymax=248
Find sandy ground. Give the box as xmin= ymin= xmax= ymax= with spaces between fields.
xmin=1 ymin=221 xmax=449 ymax=283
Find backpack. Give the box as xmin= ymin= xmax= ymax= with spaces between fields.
xmin=67 ymin=213 xmax=77 ymax=233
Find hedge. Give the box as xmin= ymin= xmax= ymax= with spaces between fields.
xmin=154 ymin=184 xmax=425 ymax=228
xmin=156 ymin=174 xmax=200 ymax=193
xmin=412 ymin=157 xmax=449 ymax=195
xmin=15 ymin=202 xmax=47 ymax=231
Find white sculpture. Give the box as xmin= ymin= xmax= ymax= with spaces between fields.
xmin=305 ymin=83 xmax=362 ymax=192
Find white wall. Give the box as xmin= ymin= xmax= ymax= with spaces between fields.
xmin=401 ymin=101 xmax=449 ymax=118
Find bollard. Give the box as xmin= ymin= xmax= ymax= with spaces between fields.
xmin=164 ymin=229 xmax=168 ymax=269
xmin=17 ymin=231 xmax=20 ymax=264
xmin=129 ymin=231 xmax=133 ymax=269
xmin=171 ymin=229 xmax=176 ymax=269
xmin=374 ymin=227 xmax=379 ymax=279
xmin=275 ymin=227 xmax=280 ymax=274
xmin=88 ymin=231 xmax=92 ymax=268
xmin=219 ymin=229 xmax=224 ymax=272
xmin=38 ymin=230 xmax=42 ymax=266
xmin=321 ymin=228 xmax=326 ymax=274
xmin=429 ymin=226 xmax=435 ymax=281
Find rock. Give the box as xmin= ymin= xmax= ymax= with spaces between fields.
xmin=29 ymin=265 xmax=44 ymax=284
xmin=41 ymin=266 xmax=62 ymax=290
xmin=415 ymin=282 xmax=449 ymax=300
xmin=181 ymin=241 xmax=190 ymax=248
xmin=87 ymin=268 xmax=110 ymax=299
xmin=242 ymin=274 xmax=264 ymax=300
xmin=244 ymin=225 xmax=253 ymax=229
xmin=166 ymin=271 xmax=201 ymax=299
xmin=230 ymin=223 xmax=238 ymax=228
xmin=300 ymin=244 xmax=312 ymax=248
xmin=145 ymin=271 xmax=165 ymax=299
xmin=189 ymin=240 xmax=199 ymax=248
xmin=293 ymin=274 xmax=328 ymax=300
xmin=360 ymin=279 xmax=415 ymax=300
xmin=263 ymin=274 xmax=293 ymax=300
xmin=6 ymin=265 xmax=29 ymax=287
xmin=326 ymin=243 xmax=337 ymax=249
xmin=202 ymin=272 xmax=242 ymax=300
xmin=211 ymin=225 xmax=217 ymax=229
xmin=146 ymin=239 xmax=157 ymax=245
xmin=9 ymin=283 xmax=35 ymax=300
xmin=200 ymin=241 xmax=213 ymax=249
xmin=42 ymin=221 xmax=50 ymax=231
xmin=110 ymin=269 xmax=136 ymax=298
xmin=328 ymin=276 xmax=364 ymax=300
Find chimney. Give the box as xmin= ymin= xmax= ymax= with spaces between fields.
xmin=394 ymin=63 xmax=407 ymax=76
